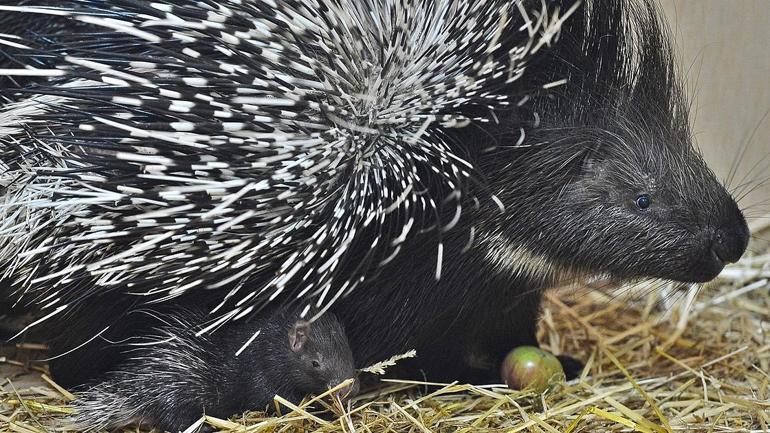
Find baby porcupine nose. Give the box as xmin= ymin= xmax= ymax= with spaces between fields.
xmin=331 ymin=378 xmax=359 ymax=403
xmin=712 ymin=221 xmax=750 ymax=265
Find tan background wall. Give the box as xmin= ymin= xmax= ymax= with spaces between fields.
xmin=659 ymin=0 xmax=770 ymax=226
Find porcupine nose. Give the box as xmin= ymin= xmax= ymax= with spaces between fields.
xmin=711 ymin=220 xmax=750 ymax=265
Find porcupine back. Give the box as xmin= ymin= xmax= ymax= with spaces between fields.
xmin=0 ymin=1 xmax=573 ymax=360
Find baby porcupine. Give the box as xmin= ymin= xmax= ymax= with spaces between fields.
xmin=69 ymin=307 xmax=357 ymax=432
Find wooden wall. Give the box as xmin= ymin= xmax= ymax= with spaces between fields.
xmin=659 ymin=0 xmax=770 ymax=225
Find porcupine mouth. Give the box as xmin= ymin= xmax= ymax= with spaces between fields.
xmin=565 ymin=254 xmax=725 ymax=293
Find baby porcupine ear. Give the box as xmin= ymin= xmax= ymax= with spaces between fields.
xmin=288 ymin=321 xmax=311 ymax=352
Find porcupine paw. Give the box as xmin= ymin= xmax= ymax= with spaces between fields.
xmin=556 ymin=355 xmax=584 ymax=380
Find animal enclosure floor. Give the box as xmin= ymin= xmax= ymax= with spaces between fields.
xmin=2 ymin=221 xmax=770 ymax=433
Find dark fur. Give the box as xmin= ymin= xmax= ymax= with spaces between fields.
xmin=69 ymin=307 xmax=357 ymax=432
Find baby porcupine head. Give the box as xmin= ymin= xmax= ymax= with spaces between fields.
xmin=285 ymin=313 xmax=358 ymax=402
xmin=480 ymin=0 xmax=749 ymax=284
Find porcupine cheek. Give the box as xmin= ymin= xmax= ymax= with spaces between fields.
xmin=680 ymin=243 xmax=732 ymax=283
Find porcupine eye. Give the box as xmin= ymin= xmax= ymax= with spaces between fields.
xmin=312 ymin=360 xmax=321 ymax=368
xmin=635 ymin=194 xmax=651 ymax=210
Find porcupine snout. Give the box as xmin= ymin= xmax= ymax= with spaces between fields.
xmin=711 ymin=210 xmax=750 ymax=265
xmin=685 ymin=193 xmax=750 ymax=283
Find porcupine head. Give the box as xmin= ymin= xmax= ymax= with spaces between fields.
xmin=469 ymin=1 xmax=750 ymax=286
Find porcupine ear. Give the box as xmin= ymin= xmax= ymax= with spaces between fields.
xmin=288 ymin=321 xmax=311 ymax=352
xmin=581 ymin=148 xmax=602 ymax=173
xmin=580 ymin=140 xmax=609 ymax=174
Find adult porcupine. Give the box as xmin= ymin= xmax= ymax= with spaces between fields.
xmin=0 ymin=0 xmax=575 ymax=383
xmin=0 ymin=0 xmax=749 ymax=407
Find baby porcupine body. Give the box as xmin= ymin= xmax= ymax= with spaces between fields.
xmin=70 ymin=307 xmax=357 ymax=432
xmin=0 ymin=0 xmax=750 ymax=423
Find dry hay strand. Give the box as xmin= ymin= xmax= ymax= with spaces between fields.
xmin=2 ymin=229 xmax=770 ymax=432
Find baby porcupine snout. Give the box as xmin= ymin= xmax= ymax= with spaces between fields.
xmin=330 ymin=377 xmax=360 ymax=403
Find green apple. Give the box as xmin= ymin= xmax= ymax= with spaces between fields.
xmin=500 ymin=346 xmax=565 ymax=393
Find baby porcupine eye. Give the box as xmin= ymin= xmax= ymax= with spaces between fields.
xmin=312 ymin=360 xmax=321 ymax=369
xmin=635 ymin=194 xmax=651 ymax=210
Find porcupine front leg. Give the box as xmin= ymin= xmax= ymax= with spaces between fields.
xmin=454 ymin=284 xmax=584 ymax=384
